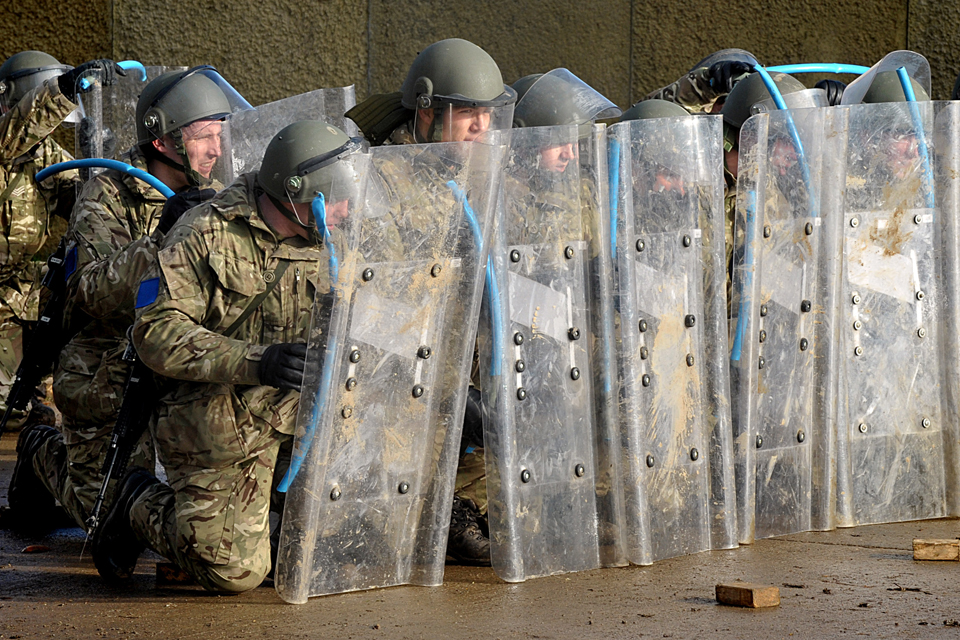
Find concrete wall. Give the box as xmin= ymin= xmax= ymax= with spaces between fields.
xmin=3 ymin=1 xmax=958 ymax=110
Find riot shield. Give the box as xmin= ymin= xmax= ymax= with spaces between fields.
xmin=840 ymin=51 xmax=931 ymax=106
xmin=729 ymin=105 xmax=835 ymax=543
xmin=275 ymin=136 xmax=505 ymax=602
xmin=609 ymin=113 xmax=736 ymax=564
xmin=831 ymin=100 xmax=946 ymax=526
xmin=478 ymin=124 xmax=603 ymax=582
xmin=227 ymin=87 xmax=357 ymax=181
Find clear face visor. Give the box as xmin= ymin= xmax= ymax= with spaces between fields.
xmin=0 ymin=65 xmax=71 ymax=113
xmin=414 ymin=92 xmax=515 ymax=143
xmin=513 ymin=68 xmax=621 ymax=128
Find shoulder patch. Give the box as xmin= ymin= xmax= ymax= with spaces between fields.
xmin=64 ymin=244 xmax=78 ymax=280
xmin=135 ymin=277 xmax=160 ymax=309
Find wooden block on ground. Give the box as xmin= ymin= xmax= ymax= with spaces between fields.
xmin=913 ymin=539 xmax=960 ymax=561
xmin=716 ymin=583 xmax=780 ymax=608
xmin=156 ymin=562 xmax=194 ymax=585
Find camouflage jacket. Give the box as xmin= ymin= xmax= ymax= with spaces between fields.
xmin=644 ymin=67 xmax=720 ymax=115
xmin=132 ymin=173 xmax=327 ymax=482
xmin=0 ymin=79 xmax=79 ymax=317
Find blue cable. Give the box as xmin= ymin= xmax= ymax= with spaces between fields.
xmin=607 ymin=138 xmax=621 ymax=260
xmin=766 ymin=63 xmax=869 ymax=75
xmin=730 ymin=191 xmax=757 ymax=362
xmin=78 ymin=60 xmax=147 ymax=91
xmin=895 ymin=67 xmax=936 ymax=211
xmin=36 ymin=159 xmax=174 ymax=197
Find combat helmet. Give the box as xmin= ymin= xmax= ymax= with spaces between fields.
xmin=0 ymin=51 xmax=71 ymax=112
xmin=620 ymin=99 xmax=690 ymax=122
xmin=862 ymin=70 xmax=930 ymax=103
xmin=512 ymin=68 xmax=620 ymax=131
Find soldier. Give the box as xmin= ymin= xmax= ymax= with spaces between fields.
xmin=92 ymin=120 xmax=361 ymax=593
xmin=0 ymin=53 xmax=126 ymax=436
xmin=644 ymin=49 xmax=758 ymax=114
xmin=347 ymin=38 xmax=516 ymax=566
xmin=8 ymin=67 xmax=250 ymax=533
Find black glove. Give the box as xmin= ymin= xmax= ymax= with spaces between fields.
xmin=259 ymin=343 xmax=308 ymax=391
xmin=156 ymin=188 xmax=216 ymax=235
xmin=58 ymin=59 xmax=126 ymax=102
xmin=814 ymin=79 xmax=847 ymax=107
xmin=708 ymin=60 xmax=754 ymax=95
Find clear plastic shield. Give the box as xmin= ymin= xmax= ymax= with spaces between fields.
xmin=227 ymin=86 xmax=358 ymax=181
xmin=609 ymin=114 xmax=735 ymax=564
xmin=275 ymin=136 xmax=505 ymax=602
xmin=729 ymin=106 xmax=835 ymax=542
xmin=840 ymin=51 xmax=931 ymax=106
xmin=478 ymin=124 xmax=601 ymax=582
xmin=832 ymin=100 xmax=946 ymax=526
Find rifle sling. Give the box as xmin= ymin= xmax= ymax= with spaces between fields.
xmin=223 ymin=260 xmax=290 ymax=338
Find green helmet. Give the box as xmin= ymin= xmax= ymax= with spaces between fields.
xmin=259 ymin=120 xmax=362 ymax=205
xmin=512 ymin=68 xmax=620 ymax=129
xmin=862 ymin=70 xmax=930 ymax=103
xmin=400 ymin=38 xmax=515 ymax=110
xmin=620 ymin=99 xmax=690 ymax=122
xmin=0 ymin=51 xmax=70 ymax=111
xmin=720 ymin=71 xmax=807 ymax=130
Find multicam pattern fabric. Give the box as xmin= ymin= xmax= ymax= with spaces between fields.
xmin=644 ymin=67 xmax=720 ymax=115
xmin=129 ymin=173 xmax=326 ymax=592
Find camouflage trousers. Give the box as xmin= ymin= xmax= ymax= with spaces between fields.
xmin=130 ymin=434 xmax=286 ymax=593
xmin=455 ymin=448 xmax=487 ymax=514
xmin=0 ymin=269 xmax=45 ymax=431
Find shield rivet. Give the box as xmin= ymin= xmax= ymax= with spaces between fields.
xmin=690 ymin=448 xmax=699 ymax=461
xmin=640 ymin=346 xmax=649 ymax=360
xmin=800 ymin=299 xmax=812 ymax=313
xmin=349 ymin=349 xmax=361 ymax=363
xmin=684 ymin=314 xmax=696 ymax=328
xmin=799 ymin=338 xmax=808 ymax=351
xmin=914 ymin=213 xmax=923 ymax=225
xmin=858 ymin=423 xmax=868 ymax=433
xmin=918 ymin=327 xmax=926 ymax=339
xmin=520 ymin=469 xmax=531 ymax=483
xmin=574 ymin=464 xmax=585 ymax=478
xmin=756 ymin=435 xmax=763 ymax=448
xmin=431 ymin=263 xmax=442 ymax=277
xmin=686 ymin=354 xmax=695 ymax=367
xmin=850 ymin=217 xmax=860 ymax=228
xmin=852 ymin=293 xmax=861 ymax=305
xmin=514 ymin=332 xmax=524 ymax=345
xmin=639 ymin=319 xmax=648 ymax=332
xmin=417 ymin=346 xmax=432 ymax=359
xmin=330 ymin=487 xmax=341 ymax=501
xmin=646 ymin=455 xmax=655 ymax=468
xmin=642 ymin=374 xmax=651 ymax=387
xmin=517 ymin=387 xmax=527 ymax=400
xmin=763 ymin=225 xmax=772 ymax=238
xmin=760 ymin=305 xmax=768 ymax=317
xmin=362 ymin=268 xmax=374 ymax=282
xmin=797 ymin=430 xmax=806 ymax=443
xmin=398 ymin=482 xmax=410 ymax=494
xmin=345 ymin=377 xmax=357 ymax=391
xmin=916 ymin=290 xmax=925 ymax=301
xmin=564 ymin=246 xmax=575 ymax=259
xmin=759 ymin=329 xmax=767 ymax=343
xmin=341 ymin=406 xmax=353 ymax=418
xmin=922 ymin=418 xmax=931 ymax=429
xmin=412 ymin=385 xmax=424 ymax=398
xmin=759 ymin=356 xmax=765 ymax=369
xmin=853 ymin=320 xmax=862 ymax=331
xmin=636 ymin=239 xmax=645 ymax=252
xmin=570 ymin=367 xmax=580 ymax=380
xmin=568 ymin=327 xmax=581 ymax=340
xmin=854 ymin=346 xmax=863 ymax=356
xmin=510 ymin=249 xmax=521 ymax=262
xmin=805 ymin=222 xmax=814 ymax=235
xmin=515 ymin=359 xmax=525 ymax=373
xmin=682 ymin=235 xmax=692 ymax=247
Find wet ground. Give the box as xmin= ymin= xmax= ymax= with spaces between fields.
xmin=2 ymin=436 xmax=960 ymax=640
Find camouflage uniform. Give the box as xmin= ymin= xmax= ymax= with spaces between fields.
xmin=645 ymin=67 xmax=721 ymax=115
xmin=32 ymin=146 xmax=174 ymax=528
xmin=129 ymin=173 xmax=326 ymax=593
xmin=0 ymin=78 xmax=79 ymax=428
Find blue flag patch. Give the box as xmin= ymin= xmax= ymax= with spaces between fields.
xmin=64 ymin=245 xmax=78 ymax=280
xmin=135 ymin=277 xmax=160 ymax=309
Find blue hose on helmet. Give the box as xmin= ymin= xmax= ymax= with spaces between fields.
xmin=895 ymin=66 xmax=936 ymax=211
xmin=766 ymin=63 xmax=869 ymax=75
xmin=36 ymin=159 xmax=175 ymax=198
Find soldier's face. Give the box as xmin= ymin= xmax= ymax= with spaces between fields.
xmin=539 ymin=142 xmax=577 ymax=173
xmin=771 ymin=138 xmax=798 ymax=177
xmin=883 ymin=133 xmax=919 ymax=179
xmin=324 ymin=199 xmax=349 ymax=229
xmin=181 ymin=120 xmax=224 ymax=178
xmin=418 ymin=106 xmax=492 ymax=142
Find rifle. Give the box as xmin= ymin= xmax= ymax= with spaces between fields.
xmin=85 ymin=337 xmax=154 ymax=534
xmin=0 ymin=238 xmax=69 ymax=434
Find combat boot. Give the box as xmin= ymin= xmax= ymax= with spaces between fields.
xmin=92 ymin=466 xmax=157 ymax=583
xmin=446 ymin=496 xmax=491 ymax=566
xmin=6 ymin=424 xmax=61 ymax=532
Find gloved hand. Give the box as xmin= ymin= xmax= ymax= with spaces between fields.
xmin=156 ymin=188 xmax=216 ymax=235
xmin=814 ymin=79 xmax=847 ymax=107
xmin=259 ymin=343 xmax=308 ymax=391
xmin=708 ymin=60 xmax=754 ymax=95
xmin=58 ymin=59 xmax=126 ymax=102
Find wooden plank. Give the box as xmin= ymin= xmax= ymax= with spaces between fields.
xmin=913 ymin=539 xmax=960 ymax=561
xmin=716 ymin=583 xmax=781 ymax=608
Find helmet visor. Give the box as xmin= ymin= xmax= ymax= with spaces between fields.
xmin=152 ymin=65 xmax=255 ymax=124
xmin=513 ymin=68 xmax=621 ymax=128
xmin=414 ymin=100 xmax=515 ymax=143
xmin=0 ymin=65 xmax=70 ymax=111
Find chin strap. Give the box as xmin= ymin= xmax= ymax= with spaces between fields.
xmin=260 ymin=184 xmax=324 ymax=245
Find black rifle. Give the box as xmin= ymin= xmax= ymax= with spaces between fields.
xmin=85 ymin=338 xmax=154 ymax=534
xmin=0 ymin=239 xmax=69 ymax=434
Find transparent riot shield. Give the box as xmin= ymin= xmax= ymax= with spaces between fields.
xmin=227 ymin=87 xmax=357 ymax=181
xmin=478 ymin=124 xmax=602 ymax=582
xmin=729 ymin=105 xmax=835 ymax=543
xmin=609 ymin=113 xmax=736 ymax=564
xmin=275 ymin=136 xmax=505 ymax=602
xmin=831 ymin=100 xmax=946 ymax=527
xmin=840 ymin=51 xmax=931 ymax=106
